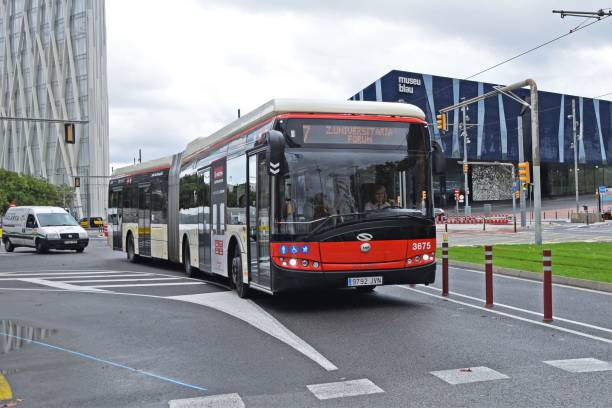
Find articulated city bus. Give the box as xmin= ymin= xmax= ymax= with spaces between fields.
xmin=108 ymin=99 xmax=445 ymax=297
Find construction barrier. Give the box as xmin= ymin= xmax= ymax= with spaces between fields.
xmin=437 ymin=214 xmax=512 ymax=225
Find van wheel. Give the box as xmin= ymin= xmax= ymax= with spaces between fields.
xmin=183 ymin=241 xmax=196 ymax=277
xmin=230 ymin=249 xmax=249 ymax=298
xmin=127 ymin=235 xmax=138 ymax=262
xmin=4 ymin=239 xmax=15 ymax=253
xmin=35 ymin=239 xmax=48 ymax=254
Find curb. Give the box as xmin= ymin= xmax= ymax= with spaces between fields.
xmin=448 ymin=260 xmax=612 ymax=294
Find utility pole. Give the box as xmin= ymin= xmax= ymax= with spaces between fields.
xmin=517 ymin=116 xmax=526 ymax=227
xmin=439 ymin=78 xmax=542 ymax=244
xmin=571 ymin=99 xmax=579 ymax=213
xmin=461 ymin=105 xmax=470 ymax=215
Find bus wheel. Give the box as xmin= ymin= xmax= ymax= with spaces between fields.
xmin=183 ymin=242 xmax=195 ymax=277
xmin=4 ymin=239 xmax=15 ymax=252
xmin=231 ymin=249 xmax=249 ymax=298
xmin=35 ymin=239 xmax=48 ymax=254
xmin=127 ymin=235 xmax=138 ymax=262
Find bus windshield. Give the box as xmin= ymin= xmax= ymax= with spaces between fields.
xmin=276 ymin=145 xmax=431 ymax=237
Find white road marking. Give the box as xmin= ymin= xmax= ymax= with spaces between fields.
xmin=0 ymin=271 xmax=150 ymax=276
xmin=430 ymin=366 xmax=509 ymax=385
xmin=422 ymin=286 xmax=612 ymax=334
xmin=90 ymin=282 xmax=206 ymax=288
xmin=449 ymin=266 xmax=612 ymax=297
xmin=0 ymin=274 xmax=153 ymax=281
xmin=65 ymin=277 xmax=182 ymax=283
xmin=544 ymin=358 xmax=612 ymax=373
xmin=397 ymin=286 xmax=612 ymax=345
xmin=306 ymin=378 xmax=384 ymax=400
xmin=168 ymin=292 xmax=338 ymax=371
xmin=19 ymin=278 xmax=106 ymax=292
xmin=168 ymin=394 xmax=244 ymax=408
xmin=168 ymin=393 xmax=245 ymax=408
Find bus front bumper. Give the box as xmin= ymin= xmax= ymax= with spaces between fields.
xmin=269 ymin=262 xmax=436 ymax=293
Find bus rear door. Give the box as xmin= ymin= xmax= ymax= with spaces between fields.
xmin=138 ymin=184 xmax=151 ymax=257
xmin=198 ymin=168 xmax=212 ymax=272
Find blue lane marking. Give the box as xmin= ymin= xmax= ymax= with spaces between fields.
xmin=0 ymin=331 xmax=207 ymax=392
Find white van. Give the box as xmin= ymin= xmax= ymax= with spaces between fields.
xmin=2 ymin=206 xmax=89 ymax=253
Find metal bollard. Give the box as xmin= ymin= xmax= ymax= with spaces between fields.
xmin=442 ymin=241 xmax=449 ymax=297
xmin=543 ymin=249 xmax=553 ymax=322
xmin=485 ymin=245 xmax=493 ymax=308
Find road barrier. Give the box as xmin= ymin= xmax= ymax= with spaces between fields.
xmin=485 ymin=245 xmax=493 ymax=308
xmin=438 ymin=215 xmax=511 ymax=225
xmin=442 ymin=241 xmax=449 ymax=297
xmin=543 ymin=249 xmax=553 ymax=322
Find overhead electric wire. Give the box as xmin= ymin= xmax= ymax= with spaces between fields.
xmin=465 ymin=14 xmax=611 ymax=80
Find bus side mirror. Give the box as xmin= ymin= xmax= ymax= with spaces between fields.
xmin=432 ymin=141 xmax=446 ymax=175
xmin=265 ymin=130 xmax=286 ymax=176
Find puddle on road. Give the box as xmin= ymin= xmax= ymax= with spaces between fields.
xmin=1 ymin=320 xmax=57 ymax=355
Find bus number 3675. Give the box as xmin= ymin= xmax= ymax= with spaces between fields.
xmin=412 ymin=241 xmax=432 ymax=251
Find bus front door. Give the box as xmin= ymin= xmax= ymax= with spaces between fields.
xmin=138 ymin=184 xmax=151 ymax=257
xmin=248 ymin=152 xmax=271 ymax=289
xmin=198 ymin=168 xmax=212 ymax=272
xmin=112 ymin=189 xmax=123 ymax=251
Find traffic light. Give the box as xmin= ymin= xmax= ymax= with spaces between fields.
xmin=435 ymin=113 xmax=448 ymax=132
xmin=65 ymin=123 xmax=75 ymax=144
xmin=422 ymin=190 xmax=427 ymax=201
xmin=74 ymin=177 xmax=80 ymax=188
xmin=463 ymin=163 xmax=469 ymax=174
xmin=518 ymin=161 xmax=531 ymax=184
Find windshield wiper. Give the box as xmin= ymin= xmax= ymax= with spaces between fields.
xmin=305 ymin=212 xmax=363 ymax=239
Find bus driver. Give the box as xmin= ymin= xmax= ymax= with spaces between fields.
xmin=364 ymin=184 xmax=393 ymax=210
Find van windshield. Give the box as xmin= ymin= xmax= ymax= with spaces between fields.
xmin=37 ymin=213 xmax=79 ymax=227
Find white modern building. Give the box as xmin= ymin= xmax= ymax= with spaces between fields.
xmin=0 ymin=0 xmax=108 ymax=218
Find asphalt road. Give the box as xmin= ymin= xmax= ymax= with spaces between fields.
xmin=0 ymin=239 xmax=610 ymax=407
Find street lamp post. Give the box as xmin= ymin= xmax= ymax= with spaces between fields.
xmin=571 ymin=99 xmax=579 ymax=214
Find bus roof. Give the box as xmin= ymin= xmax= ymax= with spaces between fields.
xmin=183 ymin=99 xmax=426 ymax=160
xmin=112 ymin=155 xmax=174 ymax=178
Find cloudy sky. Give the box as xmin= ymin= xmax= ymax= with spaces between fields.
xmin=106 ymin=0 xmax=612 ymax=169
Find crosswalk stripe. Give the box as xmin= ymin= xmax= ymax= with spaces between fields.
xmin=168 ymin=393 xmax=245 ymax=408
xmin=90 ymin=282 xmax=206 ymax=288
xmin=544 ymin=358 xmax=612 ymax=373
xmin=65 ymin=277 xmax=183 ymax=283
xmin=306 ymin=379 xmax=383 ymax=400
xmin=430 ymin=366 xmax=510 ymax=385
xmin=0 ymin=274 xmax=153 ymax=281
xmin=0 ymin=271 xmax=147 ymax=276
xmin=19 ymin=278 xmax=106 ymax=292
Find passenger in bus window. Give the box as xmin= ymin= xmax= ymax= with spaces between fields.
xmin=311 ymin=193 xmax=330 ymax=219
xmin=365 ymin=185 xmax=393 ymax=210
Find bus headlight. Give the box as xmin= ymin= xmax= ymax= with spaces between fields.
xmin=289 ymin=258 xmax=297 ymax=267
xmin=422 ymin=254 xmax=430 ymax=261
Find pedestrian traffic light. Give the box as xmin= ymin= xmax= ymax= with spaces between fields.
xmin=435 ymin=113 xmax=448 ymax=132
xmin=518 ymin=161 xmax=531 ymax=184
xmin=74 ymin=177 xmax=80 ymax=188
xmin=65 ymin=123 xmax=75 ymax=144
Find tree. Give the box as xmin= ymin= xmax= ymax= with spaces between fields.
xmin=0 ymin=169 xmax=74 ymax=215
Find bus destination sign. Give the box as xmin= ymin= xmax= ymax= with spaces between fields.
xmin=302 ymin=124 xmax=407 ymax=146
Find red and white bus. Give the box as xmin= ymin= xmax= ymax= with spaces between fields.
xmin=108 ymin=99 xmax=445 ymax=297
